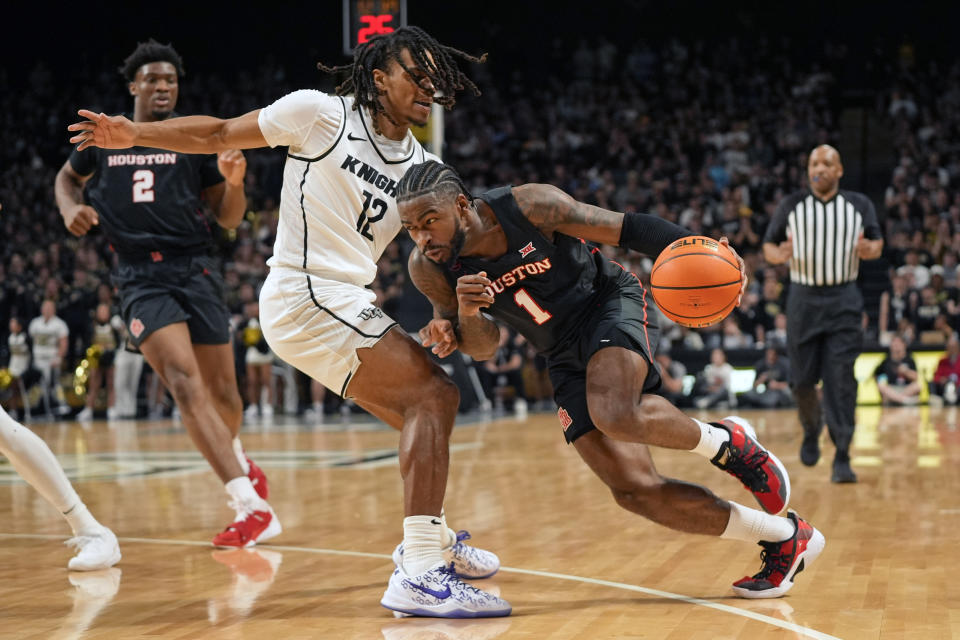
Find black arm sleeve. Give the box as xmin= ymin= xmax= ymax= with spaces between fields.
xmin=618 ymin=213 xmax=693 ymax=257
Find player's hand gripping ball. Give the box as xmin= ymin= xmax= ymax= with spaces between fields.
xmin=650 ymin=236 xmax=742 ymax=328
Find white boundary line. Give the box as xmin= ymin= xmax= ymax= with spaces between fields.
xmin=0 ymin=532 xmax=840 ymax=639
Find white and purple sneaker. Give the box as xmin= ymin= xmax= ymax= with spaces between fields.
xmin=393 ymin=530 xmax=500 ymax=579
xmin=380 ymin=563 xmax=512 ymax=618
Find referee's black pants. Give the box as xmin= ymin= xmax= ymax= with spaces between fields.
xmin=786 ymin=282 xmax=863 ymax=462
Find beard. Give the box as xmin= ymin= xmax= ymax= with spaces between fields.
xmin=152 ymin=109 xmax=173 ymax=121
xmin=425 ymin=225 xmax=466 ymax=269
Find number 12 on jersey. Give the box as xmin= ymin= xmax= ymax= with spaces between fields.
xmin=514 ymin=288 xmax=552 ymax=324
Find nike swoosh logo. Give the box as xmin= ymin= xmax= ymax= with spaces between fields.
xmin=347 ymin=132 xmax=366 ymax=141
xmin=600 ymin=339 xmax=611 ymax=343
xmin=430 ymin=518 xmax=442 ymax=525
xmin=409 ymin=582 xmax=452 ymax=600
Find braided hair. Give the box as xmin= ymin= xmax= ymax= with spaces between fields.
xmin=119 ymin=39 xmax=185 ymax=81
xmin=397 ymin=160 xmax=472 ymax=205
xmin=318 ymin=26 xmax=485 ymax=133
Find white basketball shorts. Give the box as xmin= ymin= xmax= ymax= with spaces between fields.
xmin=259 ymin=268 xmax=397 ymax=397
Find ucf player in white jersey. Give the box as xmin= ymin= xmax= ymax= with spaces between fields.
xmin=69 ymin=26 xmax=510 ymax=618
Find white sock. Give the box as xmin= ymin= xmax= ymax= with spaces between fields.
xmin=439 ymin=509 xmax=456 ymax=548
xmin=402 ymin=515 xmax=445 ymax=576
xmin=691 ymin=419 xmax=730 ymax=459
xmin=232 ymin=438 xmax=250 ymax=475
xmin=63 ymin=503 xmax=103 ymax=537
xmin=0 ymin=406 xmax=94 ymax=526
xmin=720 ymin=501 xmax=796 ymax=543
xmin=225 ymin=476 xmax=267 ymax=510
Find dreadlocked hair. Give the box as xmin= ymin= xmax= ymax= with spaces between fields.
xmin=119 ymin=38 xmax=185 ymax=81
xmin=397 ymin=160 xmax=473 ymax=204
xmin=318 ymin=26 xmax=486 ymax=131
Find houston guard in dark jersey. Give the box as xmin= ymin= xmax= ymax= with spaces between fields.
xmin=444 ymin=186 xmax=650 ymax=356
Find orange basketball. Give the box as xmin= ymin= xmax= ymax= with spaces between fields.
xmin=650 ymin=236 xmax=741 ymax=328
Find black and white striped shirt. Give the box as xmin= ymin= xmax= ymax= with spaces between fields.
xmin=764 ymin=189 xmax=881 ymax=286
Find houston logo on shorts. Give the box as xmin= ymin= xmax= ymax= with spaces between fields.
xmin=557 ymin=407 xmax=573 ymax=432
xmin=130 ymin=318 xmax=145 ymax=338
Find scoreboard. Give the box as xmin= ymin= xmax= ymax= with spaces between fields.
xmin=342 ymin=0 xmax=408 ymax=55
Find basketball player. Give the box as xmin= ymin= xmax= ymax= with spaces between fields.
xmin=68 ymin=28 xmax=508 ymax=617
xmin=55 ymin=40 xmax=278 ymax=548
xmin=0 ymin=405 xmax=121 ymax=570
xmin=396 ymin=161 xmax=826 ymax=599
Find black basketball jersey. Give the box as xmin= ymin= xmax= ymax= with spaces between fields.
xmin=68 ymin=117 xmax=223 ymax=258
xmin=445 ymin=186 xmax=640 ymax=356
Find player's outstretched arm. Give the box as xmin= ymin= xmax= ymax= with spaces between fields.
xmin=68 ymin=109 xmax=268 ymax=154
xmin=513 ymin=183 xmax=691 ymax=256
xmin=408 ymin=250 xmax=500 ymax=361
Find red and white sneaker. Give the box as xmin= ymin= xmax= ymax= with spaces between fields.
xmin=711 ymin=416 xmax=791 ymax=514
xmin=246 ymin=456 xmax=269 ymax=500
xmin=732 ymin=511 xmax=825 ymax=599
xmin=212 ymin=501 xmax=282 ymax=548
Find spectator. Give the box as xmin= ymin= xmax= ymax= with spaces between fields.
xmin=694 ymin=348 xmax=734 ymax=409
xmin=654 ymin=352 xmax=689 ymax=408
xmin=3 ymin=317 xmax=32 ymax=417
xmin=6 ymin=317 xmax=30 ymax=381
xmin=913 ymin=286 xmax=943 ymax=335
xmin=878 ymin=272 xmax=913 ymax=340
xmin=241 ymin=302 xmax=274 ymax=421
xmin=874 ymin=335 xmax=922 ymax=406
xmin=479 ymin=325 xmax=528 ymax=413
xmin=77 ymin=303 xmax=120 ymax=422
xmin=740 ymin=347 xmax=793 ymax=408
xmin=111 ymin=320 xmax=143 ymax=420
xmin=931 ymin=334 xmax=960 ymax=405
xmin=28 ymin=300 xmax=69 ymax=416
xmin=766 ymin=313 xmax=789 ymax=352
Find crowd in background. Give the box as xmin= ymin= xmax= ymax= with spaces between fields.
xmin=5 ymin=35 xmax=960 ymax=418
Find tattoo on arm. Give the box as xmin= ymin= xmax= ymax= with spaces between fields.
xmin=513 ymin=183 xmax=623 ymax=245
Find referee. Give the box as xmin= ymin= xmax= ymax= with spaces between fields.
xmin=763 ymin=145 xmax=883 ymax=483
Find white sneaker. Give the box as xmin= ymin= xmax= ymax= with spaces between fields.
xmin=66 ymin=528 xmax=122 ymax=571
xmin=393 ymin=530 xmax=500 ymax=579
xmin=380 ymin=563 xmax=511 ymax=618
xmin=244 ymin=405 xmax=259 ymax=421
xmin=76 ymin=407 xmax=93 ymax=422
xmin=261 ymin=404 xmax=274 ymax=420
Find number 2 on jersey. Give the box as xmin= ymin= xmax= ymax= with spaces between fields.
xmin=514 ymin=288 xmax=552 ymax=324
xmin=132 ymin=169 xmax=155 ymax=203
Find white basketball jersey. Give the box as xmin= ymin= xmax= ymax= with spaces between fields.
xmin=258 ymin=90 xmax=438 ymax=286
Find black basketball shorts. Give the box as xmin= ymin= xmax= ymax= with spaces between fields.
xmin=547 ymin=285 xmax=662 ymax=444
xmin=112 ymin=254 xmax=231 ymax=349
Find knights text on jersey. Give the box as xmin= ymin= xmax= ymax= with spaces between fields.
xmin=258 ymin=90 xmax=437 ymax=287
xmin=69 ymin=123 xmax=223 ymax=257
xmin=445 ymin=187 xmax=642 ymax=355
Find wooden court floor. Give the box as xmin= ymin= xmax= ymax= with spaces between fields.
xmin=0 ymin=405 xmax=957 ymax=639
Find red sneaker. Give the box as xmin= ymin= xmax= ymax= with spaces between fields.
xmin=212 ymin=503 xmax=282 ymax=548
xmin=246 ymin=456 xmax=269 ymax=500
xmin=732 ymin=511 xmax=825 ymax=599
xmin=711 ymin=416 xmax=791 ymax=514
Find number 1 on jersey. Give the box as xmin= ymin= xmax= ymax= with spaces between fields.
xmin=514 ymin=288 xmax=552 ymax=324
